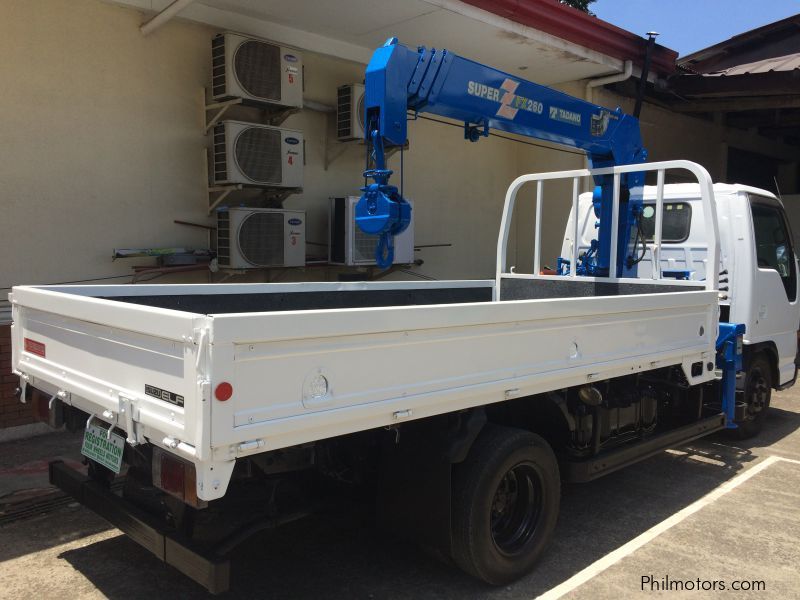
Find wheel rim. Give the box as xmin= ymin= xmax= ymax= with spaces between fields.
xmin=745 ymin=368 xmax=770 ymax=420
xmin=489 ymin=462 xmax=543 ymax=556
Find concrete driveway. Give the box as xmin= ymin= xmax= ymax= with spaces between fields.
xmin=1 ymin=390 xmax=799 ymax=599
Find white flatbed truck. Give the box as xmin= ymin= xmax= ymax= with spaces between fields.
xmin=11 ymin=160 xmax=798 ymax=592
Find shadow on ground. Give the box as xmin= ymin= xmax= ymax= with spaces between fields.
xmin=45 ymin=404 xmax=800 ymax=598
xmin=0 ymin=506 xmax=112 ymax=563
xmin=55 ymin=450 xmax=753 ymax=599
xmin=61 ymin=409 xmax=800 ymax=600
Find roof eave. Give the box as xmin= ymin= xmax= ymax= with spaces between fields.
xmin=460 ymin=0 xmax=678 ymax=75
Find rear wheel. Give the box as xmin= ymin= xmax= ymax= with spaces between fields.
xmin=451 ymin=425 xmax=560 ymax=585
xmin=731 ymin=353 xmax=772 ymax=439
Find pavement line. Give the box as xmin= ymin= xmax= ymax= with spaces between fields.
xmin=536 ymin=455 xmax=798 ymax=600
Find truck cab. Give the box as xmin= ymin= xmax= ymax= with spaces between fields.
xmin=562 ymin=183 xmax=800 ymax=434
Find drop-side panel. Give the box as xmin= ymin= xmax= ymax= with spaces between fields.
xmin=209 ymin=290 xmax=718 ymax=451
xmin=11 ymin=287 xmax=205 ymax=447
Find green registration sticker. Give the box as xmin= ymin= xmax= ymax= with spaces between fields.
xmin=81 ymin=424 xmax=125 ymax=473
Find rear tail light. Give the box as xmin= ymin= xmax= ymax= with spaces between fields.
xmin=152 ymin=447 xmax=203 ymax=507
xmin=159 ymin=453 xmax=185 ymax=495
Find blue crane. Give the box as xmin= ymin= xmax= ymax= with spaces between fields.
xmin=355 ymin=38 xmax=649 ymax=273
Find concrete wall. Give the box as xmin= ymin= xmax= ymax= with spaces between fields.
xmin=0 ymin=0 xmax=213 ymax=299
xmin=596 ymin=89 xmax=728 ymax=181
xmin=0 ymin=0 xmax=570 ymax=303
xmin=595 ymin=87 xmax=798 ymax=194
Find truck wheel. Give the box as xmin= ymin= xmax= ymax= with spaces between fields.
xmin=732 ymin=353 xmax=772 ymax=439
xmin=451 ymin=425 xmax=560 ymax=585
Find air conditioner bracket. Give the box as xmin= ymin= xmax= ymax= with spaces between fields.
xmin=208 ymin=185 xmax=243 ymax=215
xmin=204 ymin=98 xmax=242 ymax=133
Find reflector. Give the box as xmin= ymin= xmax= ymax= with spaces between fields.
xmin=160 ymin=453 xmax=186 ymax=496
xmin=215 ymin=382 xmax=233 ymax=401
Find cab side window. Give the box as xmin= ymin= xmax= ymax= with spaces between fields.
xmin=751 ymin=202 xmax=797 ymax=301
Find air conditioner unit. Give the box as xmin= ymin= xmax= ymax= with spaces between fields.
xmin=329 ymin=196 xmax=414 ymax=266
xmin=212 ymin=120 xmax=303 ymax=188
xmin=217 ymin=208 xmax=305 ymax=268
xmin=212 ymin=32 xmax=302 ymax=108
xmin=336 ymin=84 xmax=365 ymax=141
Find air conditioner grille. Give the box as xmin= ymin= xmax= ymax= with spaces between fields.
xmin=211 ymin=35 xmax=227 ymax=98
xmin=234 ymin=40 xmax=281 ymax=101
xmin=337 ymin=85 xmax=352 ymax=138
xmin=234 ymin=127 xmax=282 ymax=184
xmin=217 ymin=211 xmax=231 ymax=265
xmin=213 ymin=123 xmax=228 ymax=181
xmin=238 ymin=212 xmax=284 ymax=266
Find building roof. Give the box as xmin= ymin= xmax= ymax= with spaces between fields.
xmin=114 ymin=0 xmax=680 ymax=86
xmin=668 ymin=14 xmax=800 ymax=132
xmin=700 ymin=52 xmax=800 ymax=77
xmin=463 ymin=0 xmax=678 ymax=75
xmin=679 ymin=14 xmax=800 ymax=71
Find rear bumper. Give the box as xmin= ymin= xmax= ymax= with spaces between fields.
xmin=48 ymin=461 xmax=229 ymax=594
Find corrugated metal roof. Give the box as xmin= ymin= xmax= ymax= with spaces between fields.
xmin=679 ymin=14 xmax=800 ymax=64
xmin=704 ymin=52 xmax=800 ymax=76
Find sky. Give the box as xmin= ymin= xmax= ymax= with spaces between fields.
xmin=592 ymin=0 xmax=800 ymax=57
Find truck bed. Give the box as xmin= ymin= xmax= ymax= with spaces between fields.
xmin=11 ymin=277 xmax=717 ymax=501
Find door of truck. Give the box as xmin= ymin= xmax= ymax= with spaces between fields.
xmin=747 ymin=194 xmax=800 ymax=385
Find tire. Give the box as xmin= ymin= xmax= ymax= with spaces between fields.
xmin=451 ymin=424 xmax=560 ymax=585
xmin=731 ymin=353 xmax=772 ymax=440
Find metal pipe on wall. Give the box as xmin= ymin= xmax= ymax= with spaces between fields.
xmin=585 ymin=60 xmax=633 ymax=103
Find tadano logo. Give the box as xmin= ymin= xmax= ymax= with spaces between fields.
xmin=549 ymin=106 xmax=581 ymax=126
xmin=467 ymin=79 xmax=543 ymax=120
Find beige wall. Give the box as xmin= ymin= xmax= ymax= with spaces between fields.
xmin=595 ymin=87 xmax=798 ymax=192
xmin=0 ymin=0 xmax=557 ymax=300
xmin=1 ymin=0 xmax=213 ymax=298
xmin=596 ymin=88 xmax=729 ymax=181
xmin=1 ymin=0 xmax=793 ymax=307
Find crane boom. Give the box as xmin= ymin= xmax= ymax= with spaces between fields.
xmin=356 ymin=38 xmax=649 ymax=274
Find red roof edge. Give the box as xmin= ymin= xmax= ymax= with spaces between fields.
xmin=460 ymin=0 xmax=678 ymax=76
